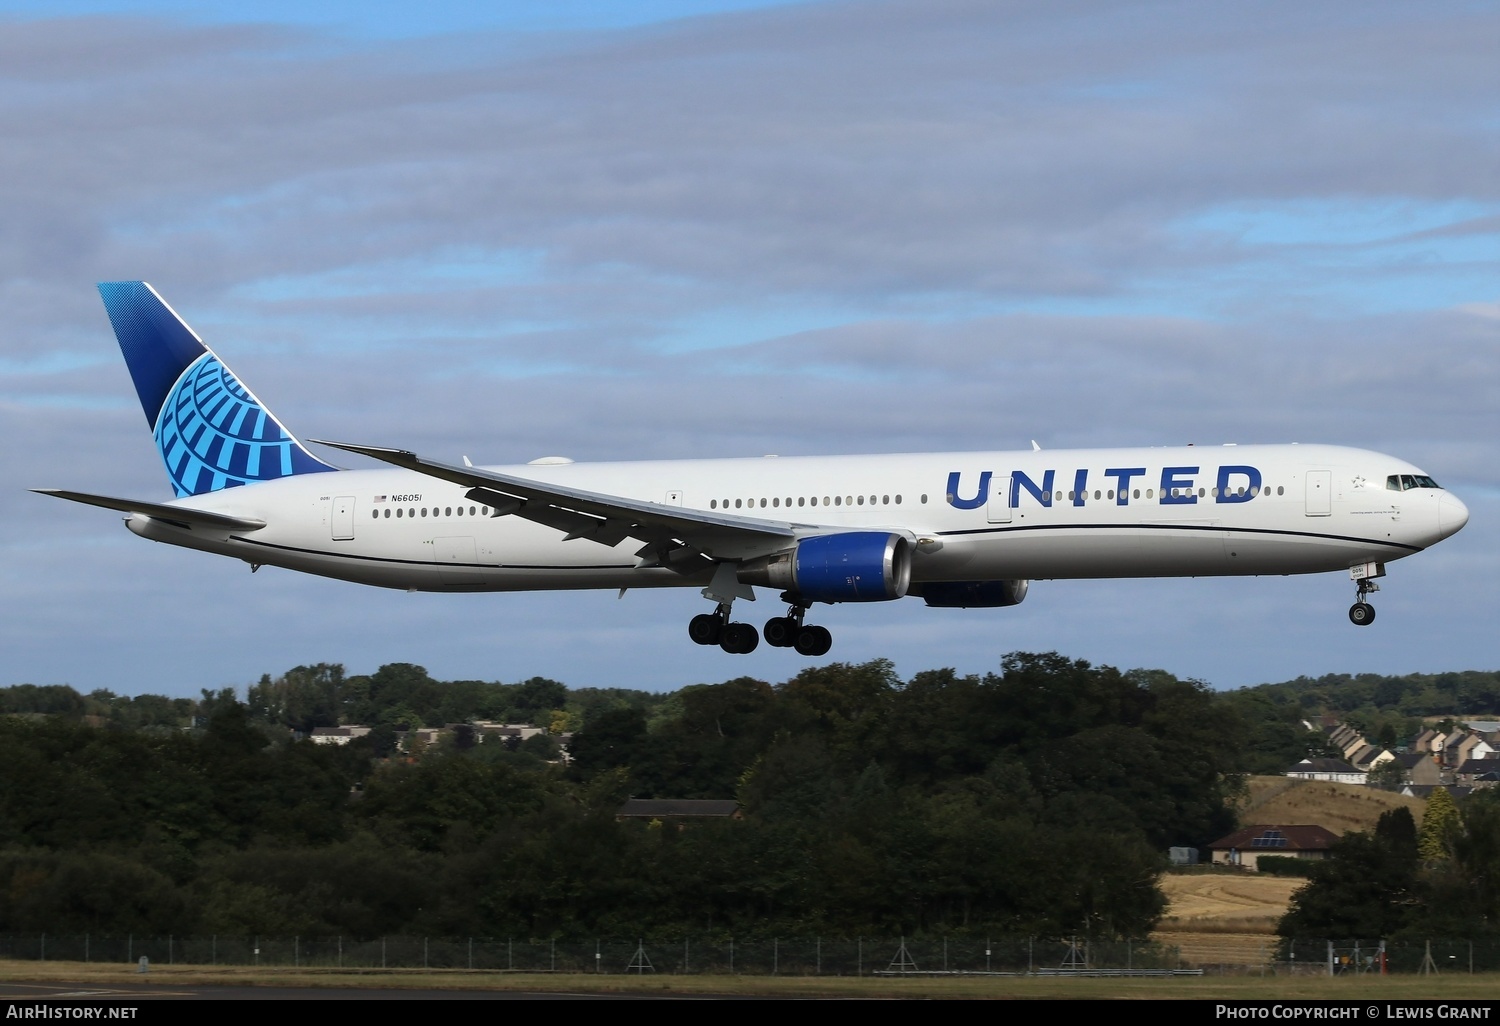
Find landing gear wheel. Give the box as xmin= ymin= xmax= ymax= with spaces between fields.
xmin=1349 ymin=602 xmax=1376 ymax=626
xmin=794 ymin=625 xmax=832 ymax=657
xmin=688 ymin=612 xmax=723 ymax=645
xmin=720 ymin=622 xmax=760 ymax=654
xmin=763 ymin=616 xmax=797 ymax=648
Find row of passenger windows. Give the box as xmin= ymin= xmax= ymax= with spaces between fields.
xmin=372 ymin=506 xmax=491 ymax=519
xmin=709 ymin=494 xmax=922 ymax=510
xmin=371 ymin=484 xmax=1295 ymax=522
xmin=1032 ymin=485 xmax=1285 ymax=501
xmin=708 ymin=485 xmax=1289 ymax=509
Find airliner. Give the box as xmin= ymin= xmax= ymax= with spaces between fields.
xmin=36 ymin=282 xmax=1470 ymax=656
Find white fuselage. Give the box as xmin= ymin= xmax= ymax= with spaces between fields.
xmin=126 ymin=442 xmax=1468 ymax=599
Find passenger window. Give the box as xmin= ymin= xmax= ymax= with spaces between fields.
xmin=396 ymin=509 xmax=403 ymax=518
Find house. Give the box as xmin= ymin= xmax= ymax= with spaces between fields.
xmin=1207 ymin=825 xmax=1340 ymax=871
xmin=1285 ymin=758 xmax=1367 ymax=785
xmin=310 ymin=725 xmax=372 ymax=745
xmin=1455 ymin=758 xmax=1500 ymax=787
xmin=1392 ymin=752 xmax=1443 ymax=787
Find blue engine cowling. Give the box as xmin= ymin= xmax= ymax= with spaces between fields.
xmin=738 ymin=532 xmax=912 ymax=602
xmin=918 ymin=579 xmax=1029 ymax=608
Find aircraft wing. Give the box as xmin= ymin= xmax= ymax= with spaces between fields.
xmin=33 ymin=488 xmax=267 ymax=532
xmin=313 ymin=441 xmax=812 ymax=564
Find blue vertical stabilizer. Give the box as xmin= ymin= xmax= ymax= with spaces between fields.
xmin=98 ymin=282 xmax=337 ymax=497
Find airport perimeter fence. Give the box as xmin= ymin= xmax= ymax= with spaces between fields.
xmin=1277 ymin=938 xmax=1500 ymax=976
xmin=0 ymin=934 xmax=1182 ymax=976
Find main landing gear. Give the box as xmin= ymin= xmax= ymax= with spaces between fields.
xmin=688 ymin=604 xmax=760 ymax=654
xmin=762 ymin=599 xmax=833 ymax=657
xmin=687 ymin=597 xmax=833 ymax=656
xmin=1348 ymin=562 xmax=1385 ymax=627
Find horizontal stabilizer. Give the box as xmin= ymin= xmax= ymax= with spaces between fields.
xmin=32 ymin=489 xmax=267 ymax=533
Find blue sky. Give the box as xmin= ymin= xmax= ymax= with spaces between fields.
xmin=2 ymin=0 xmax=1495 ymax=699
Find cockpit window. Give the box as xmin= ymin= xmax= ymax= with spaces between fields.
xmin=1387 ymin=474 xmax=1442 ymax=491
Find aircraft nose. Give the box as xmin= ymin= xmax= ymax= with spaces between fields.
xmin=1439 ymin=492 xmax=1470 ymax=538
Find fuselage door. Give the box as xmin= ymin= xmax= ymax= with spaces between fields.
xmin=987 ymin=476 xmax=1013 ymax=524
xmin=1305 ymin=472 xmax=1332 ymax=517
xmin=332 ymin=495 xmax=356 ymax=540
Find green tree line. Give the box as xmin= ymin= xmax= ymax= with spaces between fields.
xmin=1 ymin=652 xmax=1242 ymax=941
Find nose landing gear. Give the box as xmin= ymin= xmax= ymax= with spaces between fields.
xmin=1348 ymin=561 xmax=1384 ymax=627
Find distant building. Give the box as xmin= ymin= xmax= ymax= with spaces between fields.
xmin=310 ymin=726 xmax=371 ymax=745
xmin=616 ymin=799 xmax=741 ymax=822
xmin=1207 ymin=825 xmax=1339 ymax=871
xmin=1285 ymin=758 xmax=1366 ymax=785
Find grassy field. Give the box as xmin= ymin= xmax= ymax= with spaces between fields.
xmin=1147 ymin=777 xmax=1428 ymax=968
xmin=4 ymin=959 xmax=1500 ymax=999
xmin=1154 ymin=871 xmax=1302 ymax=964
xmin=1238 ymin=776 xmax=1425 ymax=834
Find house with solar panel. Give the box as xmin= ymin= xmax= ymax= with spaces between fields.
xmin=1206 ymin=825 xmax=1340 ymax=870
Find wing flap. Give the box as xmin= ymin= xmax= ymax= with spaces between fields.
xmin=32 ymin=488 xmax=267 ymax=533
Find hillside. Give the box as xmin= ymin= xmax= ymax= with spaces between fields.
xmin=1236 ymin=775 xmax=1424 ymax=835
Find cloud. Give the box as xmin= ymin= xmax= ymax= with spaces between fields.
xmin=2 ymin=0 xmax=1495 ymax=697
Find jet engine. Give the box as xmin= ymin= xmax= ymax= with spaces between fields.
xmin=738 ymin=532 xmax=911 ymax=602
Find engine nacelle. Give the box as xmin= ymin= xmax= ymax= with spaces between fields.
xmin=738 ymin=532 xmax=912 ymax=602
xmin=919 ymin=579 xmax=1029 ymax=608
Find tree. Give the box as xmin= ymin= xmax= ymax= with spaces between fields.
xmin=1279 ymin=811 xmax=1421 ymax=940
xmin=1367 ymin=759 xmax=1407 ymax=791
xmin=1420 ymin=787 xmax=1460 ymax=862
